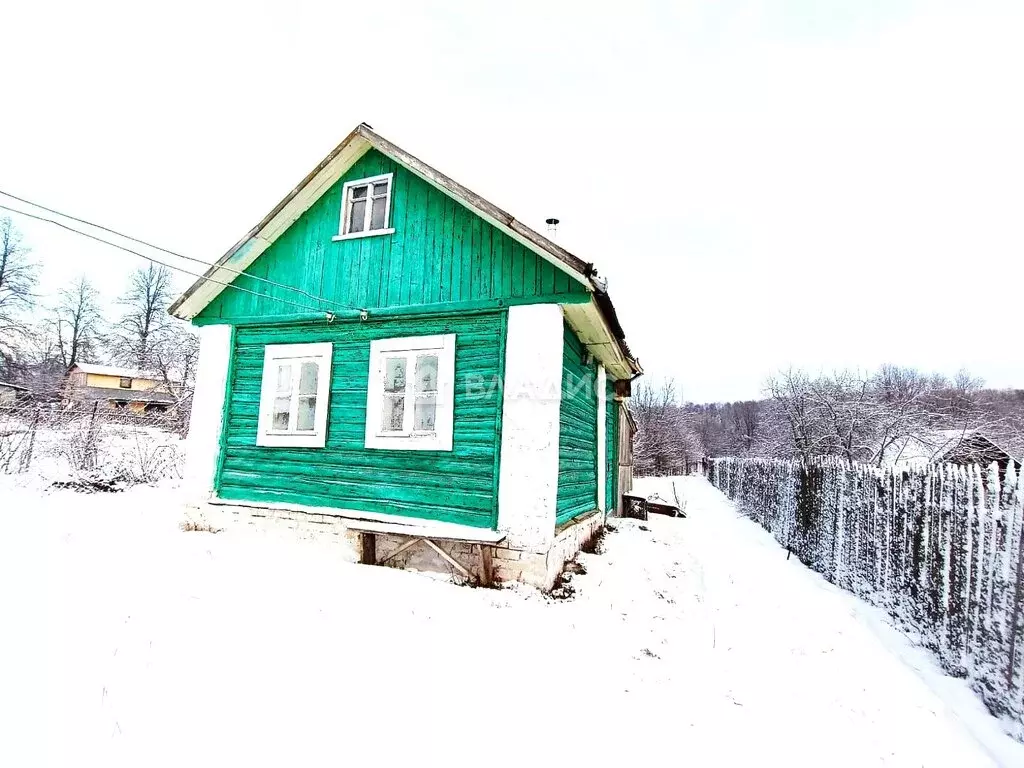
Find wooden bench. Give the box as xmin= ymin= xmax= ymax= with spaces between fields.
xmin=344 ymin=517 xmax=507 ymax=586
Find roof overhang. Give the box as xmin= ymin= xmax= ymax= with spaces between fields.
xmin=561 ymin=290 xmax=641 ymax=381
xmin=169 ymin=123 xmax=641 ymax=379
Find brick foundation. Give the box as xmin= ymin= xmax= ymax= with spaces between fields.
xmin=184 ymin=502 xmax=603 ymax=592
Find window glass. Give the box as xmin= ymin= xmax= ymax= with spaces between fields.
xmin=370 ymin=196 xmax=387 ymax=230
xmin=365 ymin=334 xmax=454 ymax=450
xmin=276 ymin=364 xmax=292 ymax=393
xmin=382 ymin=395 xmax=405 ymax=431
xmin=415 ymin=355 xmax=438 ymax=392
xmin=259 ymin=343 xmax=332 ymax=447
xmin=296 ymin=396 xmax=316 ymax=431
xmin=272 ymin=363 xmax=292 ymax=430
xmin=414 ymin=395 xmax=437 ymax=432
xmin=349 ymin=199 xmax=366 ymax=232
xmin=384 ymin=357 xmax=406 ymax=392
xmin=273 ymin=397 xmax=291 ymax=430
xmin=342 ymin=178 xmax=392 ymax=235
xmin=293 ymin=361 xmax=319 ymax=432
xmin=299 ymin=361 xmax=318 ymax=394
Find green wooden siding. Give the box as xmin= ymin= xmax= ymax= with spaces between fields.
xmin=556 ymin=322 xmax=598 ymax=526
xmin=215 ymin=311 xmax=506 ymax=529
xmin=197 ymin=149 xmax=588 ymax=323
xmin=605 ymin=378 xmax=619 ymax=513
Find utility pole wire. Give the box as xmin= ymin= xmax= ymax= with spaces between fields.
xmin=0 ymin=189 xmax=367 ymax=314
xmin=0 ymin=202 xmax=341 ymax=318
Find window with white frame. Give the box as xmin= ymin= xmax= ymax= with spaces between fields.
xmin=364 ymin=334 xmax=456 ymax=451
xmin=336 ymin=173 xmax=394 ymax=239
xmin=257 ymin=342 xmax=333 ymax=448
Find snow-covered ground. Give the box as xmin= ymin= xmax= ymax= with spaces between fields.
xmin=3 ymin=475 xmax=1023 ymax=767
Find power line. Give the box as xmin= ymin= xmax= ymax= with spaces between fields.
xmin=0 ymin=202 xmax=344 ymax=318
xmin=0 ymin=189 xmax=367 ymax=314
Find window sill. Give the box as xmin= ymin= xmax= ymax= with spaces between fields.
xmin=256 ymin=431 xmax=326 ymax=449
xmin=365 ymin=433 xmax=452 ymax=452
xmin=332 ymin=228 xmax=395 ymax=242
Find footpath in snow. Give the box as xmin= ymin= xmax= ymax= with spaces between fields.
xmin=3 ymin=476 xmax=1023 ymax=767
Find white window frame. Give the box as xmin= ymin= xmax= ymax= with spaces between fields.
xmin=364 ymin=334 xmax=456 ymax=452
xmin=333 ymin=172 xmax=395 ymax=241
xmin=256 ymin=342 xmax=333 ymax=448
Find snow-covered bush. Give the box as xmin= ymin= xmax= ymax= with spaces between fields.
xmin=710 ymin=456 xmax=1024 ymax=741
xmin=0 ymin=403 xmax=183 ymax=487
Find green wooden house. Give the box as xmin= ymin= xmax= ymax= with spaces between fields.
xmin=172 ymin=123 xmax=641 ymax=589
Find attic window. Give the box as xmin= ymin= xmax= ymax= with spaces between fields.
xmin=335 ymin=173 xmax=394 ymax=240
xmin=119 ymin=377 xmax=132 ymax=389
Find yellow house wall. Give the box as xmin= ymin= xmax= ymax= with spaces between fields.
xmin=85 ymin=373 xmax=164 ymax=392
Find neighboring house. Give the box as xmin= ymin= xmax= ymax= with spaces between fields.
xmin=889 ymin=428 xmax=1022 ymax=480
xmin=66 ymin=363 xmax=177 ymax=414
xmin=936 ymin=431 xmax=1021 ymax=479
xmin=0 ymin=381 xmax=31 ymax=406
xmin=171 ymin=123 xmax=641 ymax=590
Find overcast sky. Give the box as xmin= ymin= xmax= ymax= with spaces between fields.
xmin=3 ymin=0 xmax=1022 ymax=402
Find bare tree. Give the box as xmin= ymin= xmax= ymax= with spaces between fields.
xmin=731 ymin=400 xmax=761 ymax=452
xmin=764 ymin=368 xmax=826 ymax=462
xmin=871 ymin=364 xmax=933 ymax=465
xmin=110 ymin=264 xmax=174 ymax=369
xmin=151 ymin=321 xmax=200 ymax=434
xmin=761 ymin=364 xmax=1009 ymax=466
xmin=51 ymin=276 xmax=104 ymax=374
xmin=632 ymin=378 xmax=703 ymax=475
xmin=0 ymin=217 xmax=38 ymax=355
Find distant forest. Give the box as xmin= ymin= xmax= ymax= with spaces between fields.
xmin=632 ymin=366 xmax=1024 ymax=476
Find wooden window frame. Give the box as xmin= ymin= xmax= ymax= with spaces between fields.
xmin=119 ymin=377 xmax=132 ymax=389
xmin=256 ymin=342 xmax=333 ymax=448
xmin=364 ymin=334 xmax=455 ymax=452
xmin=334 ymin=173 xmax=395 ymax=241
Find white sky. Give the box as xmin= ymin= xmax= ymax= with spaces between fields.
xmin=3 ymin=0 xmax=1022 ymax=402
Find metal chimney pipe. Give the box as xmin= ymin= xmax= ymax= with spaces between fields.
xmin=545 ymin=217 xmax=559 ymax=238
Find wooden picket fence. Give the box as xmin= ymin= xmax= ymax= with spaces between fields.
xmin=709 ymin=456 xmax=1024 ymax=740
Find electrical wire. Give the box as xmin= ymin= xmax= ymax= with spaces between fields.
xmin=0 ymin=202 xmax=345 ymax=318
xmin=0 ymin=189 xmax=367 ymax=314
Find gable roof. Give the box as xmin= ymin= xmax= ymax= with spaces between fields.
xmin=168 ymin=123 xmax=641 ymax=379
xmin=888 ymin=428 xmax=1023 ymax=466
xmin=69 ymin=362 xmax=179 ymax=383
xmin=938 ymin=430 xmax=1022 ymax=464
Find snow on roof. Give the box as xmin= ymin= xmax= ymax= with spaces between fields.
xmin=885 ymin=430 xmax=974 ymax=465
xmin=888 ymin=428 xmax=1023 ymax=466
xmin=71 ymin=363 xmax=165 ymax=380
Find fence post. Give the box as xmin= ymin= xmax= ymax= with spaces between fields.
xmin=83 ymin=401 xmax=100 ymax=472
xmin=18 ymin=408 xmax=40 ymax=473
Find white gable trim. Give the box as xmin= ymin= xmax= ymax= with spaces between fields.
xmin=170 ymin=134 xmax=374 ymax=320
